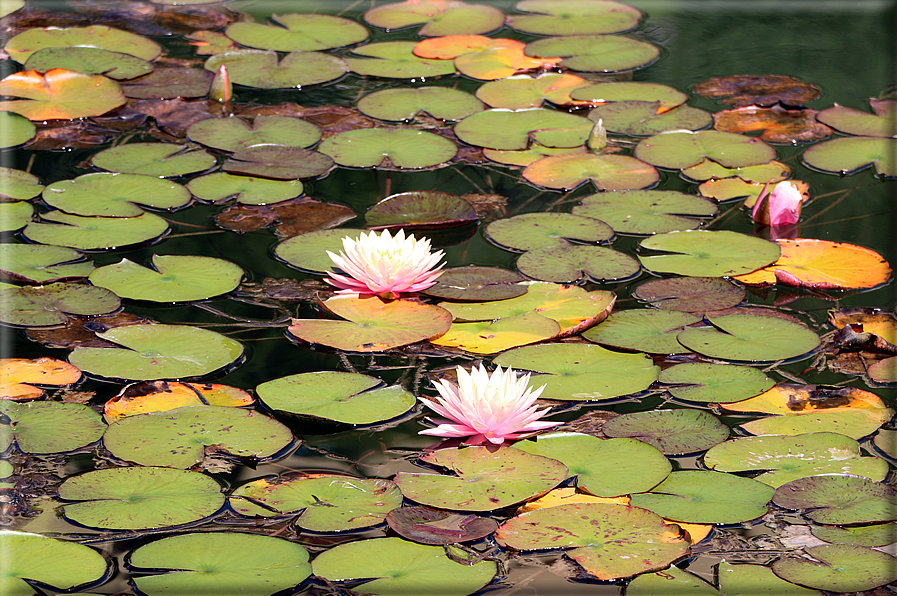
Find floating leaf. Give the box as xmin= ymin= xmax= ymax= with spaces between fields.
xmin=0 ymin=356 xmax=81 ymax=401
xmin=0 ymin=282 xmax=120 ymax=327
xmin=187 ymin=115 xmax=321 ymax=153
xmin=658 ymin=363 xmax=774 ymax=403
xmin=454 ymin=44 xmax=563 ymax=80
xmin=816 ymin=99 xmax=897 ymax=138
xmin=582 ymin=309 xmax=700 ymax=354
xmin=486 ymin=212 xmax=613 ymax=251
xmin=522 ymin=153 xmax=659 ymax=191
xmin=589 ymin=101 xmax=712 ymax=136
xmin=868 ymin=356 xmax=897 ymax=384
xmin=91 ymin=143 xmax=215 ymax=178
xmin=802 ymin=136 xmax=897 ymax=178
xmin=774 ymin=474 xmax=897 ymax=524
xmin=413 ymin=34 xmax=517 ymax=59
xmin=772 ymin=544 xmax=897 ymax=593
xmin=256 ymin=371 xmax=415 ymax=424
xmin=638 ymin=230 xmax=780 ymax=277
xmin=718 ymin=561 xmax=822 ymax=596
xmin=0 ymin=69 xmax=126 ymax=120
xmin=0 ymin=202 xmax=33 ymax=233
xmin=421 ymin=266 xmax=527 ymax=301
xmin=357 ymin=87 xmax=483 ymax=121
xmin=275 ymin=228 xmax=366 ymax=274
xmin=0 ymin=244 xmax=93 ymax=283
xmin=524 ymin=35 xmax=660 ymax=73
xmin=69 ymin=324 xmax=244 ymax=381
xmin=24 ymin=47 xmax=153 ymax=80
xmin=43 ymin=173 xmax=191 ymax=217
xmin=187 ymin=172 xmax=303 ymax=206
xmin=205 ymin=49 xmax=348 ymax=89
xmin=120 ymin=67 xmax=213 ymax=100
xmin=698 ymin=177 xmax=766 ymax=204
xmin=635 ymin=130 xmax=777 ymax=170
xmin=507 ymin=0 xmax=642 ymax=35
xmin=363 ymin=1 xmax=506 ymax=36
xmin=517 ymin=244 xmax=641 ymax=283
xmin=4 ymin=25 xmax=162 ymax=63
xmin=475 ymin=73 xmax=592 ymax=110
xmin=633 ymin=277 xmax=744 ymax=312
xmin=225 ymin=13 xmax=369 ymax=52
xmin=454 ymin=108 xmax=593 ymax=151
xmin=570 ymin=81 xmax=688 ymax=111
xmin=811 ymin=521 xmax=897 ymax=547
xmin=366 ymin=191 xmax=478 ymax=229
xmin=712 ymin=104 xmax=832 ymax=144
xmin=693 ymin=74 xmax=821 ymax=107
xmin=222 ymin=146 xmax=334 ymax=180
xmin=681 ymin=159 xmax=790 ymax=184
xmin=428 ymin=311 xmax=560 ymax=354
xmin=484 ymin=143 xmax=587 ymax=167
xmin=21 ymin=210 xmax=170 ymax=251
xmin=104 ymin=381 xmax=253 ymax=422
xmin=573 ymin=190 xmax=717 ymax=235
xmin=0 ymin=112 xmax=35 ymax=149
xmin=318 ymin=128 xmax=457 ymax=169
xmin=0 ymin=400 xmax=105 ymax=453
xmin=345 ymin=41 xmax=456 ymax=78
xmin=677 ymin=314 xmax=820 ymax=363
xmin=626 ymin=565 xmax=718 ymax=596
xmin=0 ymin=531 xmax=108 ymax=596
xmin=387 ymin=506 xmax=498 ymax=545
xmin=603 ymin=409 xmax=729 ymax=455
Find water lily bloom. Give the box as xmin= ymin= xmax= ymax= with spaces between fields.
xmin=418 ymin=364 xmax=560 ymax=445
xmin=751 ymin=180 xmax=808 ymax=227
xmin=326 ymin=229 xmax=445 ymax=299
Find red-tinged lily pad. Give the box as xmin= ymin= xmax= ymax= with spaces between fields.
xmin=421 ymin=266 xmax=527 ymax=301
xmin=582 ymin=309 xmax=701 ymax=354
xmin=476 ymin=73 xmax=593 ymax=110
xmin=204 ymin=49 xmax=348 ymax=89
xmin=589 ymin=101 xmax=713 ymax=136
xmin=121 ymin=67 xmax=213 ymax=100
xmin=22 ymin=210 xmax=170 ymax=251
xmin=772 ymin=544 xmax=897 ymax=593
xmin=633 ymin=277 xmax=744 ymax=312
xmin=345 ymin=41 xmax=456 ymax=79
xmin=507 ymin=0 xmax=642 ymax=35
xmin=4 ymin=25 xmax=163 ymax=63
xmin=222 ymin=146 xmax=334 ymax=180
xmin=638 ymin=230 xmax=780 ymax=277
xmin=495 ymin=503 xmax=688 ymax=580
xmin=0 ymin=244 xmax=93 ymax=284
xmin=570 ymin=81 xmax=688 ymax=111
xmin=24 ymin=47 xmax=153 ymax=80
xmin=486 ymin=212 xmax=613 ymax=251
xmin=774 ymin=475 xmax=897 ymax=525
xmin=659 ymin=362 xmax=774 ymax=404
xmin=413 ymin=35 xmax=518 ymax=60
xmin=318 ymin=128 xmax=457 ymax=169
xmin=357 ymin=87 xmax=483 ymax=122
xmin=454 ymin=108 xmax=594 ymax=151
xmin=816 ymin=99 xmax=897 ymax=138
xmin=603 ymin=409 xmax=729 ymax=455
xmin=802 ymin=136 xmax=897 ymax=177
xmin=225 ymin=13 xmax=369 ymax=53
xmin=713 ymin=103 xmax=832 ymax=144
xmin=387 ymin=506 xmax=498 ymax=545
xmin=104 ymin=380 xmax=253 ymax=422
xmin=573 ymin=190 xmax=717 ymax=235
xmin=454 ymin=45 xmax=564 ymax=80
xmin=516 ymin=244 xmax=641 ymax=283
xmin=363 ymin=1 xmax=506 ymax=37
xmin=187 ymin=115 xmax=321 ymax=152
xmin=0 ymin=357 xmax=82 ymax=401
xmin=366 ymin=191 xmax=477 ymax=229
xmin=0 ymin=111 xmax=35 ymax=149
xmin=524 ymin=34 xmax=660 ymax=73
xmin=635 ymin=130 xmax=777 ymax=170
xmin=0 ymin=400 xmax=105 ymax=453
xmin=395 ymin=446 xmax=568 ymax=511
xmin=680 ymin=159 xmax=791 ymax=184
xmin=523 ymin=153 xmax=659 ymax=191
xmin=187 ymin=172 xmax=304 ymax=206
xmin=287 ymin=295 xmax=453 ymax=353
xmin=0 ymin=531 xmax=109 ymax=596
xmin=215 ymin=197 xmax=355 ymax=237
xmin=0 ymin=282 xmax=120 ymax=327
xmin=0 ymin=69 xmax=126 ymax=121
xmin=693 ymin=74 xmax=821 ymax=107
xmin=91 ymin=143 xmax=215 ymax=178
xmin=678 ymin=315 xmax=820 ymax=363
xmin=230 ymin=475 xmax=402 ymax=532
xmin=43 ymin=173 xmax=191 ymax=217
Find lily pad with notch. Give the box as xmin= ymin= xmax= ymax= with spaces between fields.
xmin=91 ymin=143 xmax=215 ymax=178
xmin=772 ymin=544 xmax=897 ymax=593
xmin=121 ymin=67 xmax=213 ymax=100
xmin=486 ymin=212 xmax=613 ymax=251
xmin=677 ymin=314 xmax=820 ymax=363
xmin=475 ymin=73 xmax=592 ymax=110
xmin=454 ymin=108 xmax=593 ymax=151
xmin=22 ymin=210 xmax=169 ymax=251
xmin=186 ymin=115 xmax=321 ymax=153
xmin=773 ymin=474 xmax=897 ymax=525
xmin=387 ymin=506 xmax=498 ymax=545
xmin=42 ymin=173 xmax=192 ymax=217
xmin=363 ymin=0 xmax=506 ymax=36
xmin=507 ymin=0 xmax=642 ymax=35
xmin=484 ymin=143 xmax=587 ymax=167
xmin=345 ymin=41 xmax=456 ymax=78
xmin=3 ymin=24 xmax=162 ymax=63
xmin=0 ymin=282 xmax=120 ymax=327
xmin=104 ymin=381 xmax=254 ymax=422
xmin=570 ymin=81 xmax=688 ymax=111
xmin=524 ymin=34 xmax=660 ymax=73
xmin=0 ymin=244 xmax=94 ymax=283
xmin=222 ymin=146 xmax=333 ymax=180
xmin=0 ymin=68 xmax=126 ymax=121
xmin=453 ymin=44 xmax=565 ymax=80
xmin=634 ymin=130 xmax=777 ymax=170
xmin=582 ymin=309 xmax=701 ymax=354
xmin=318 ymin=128 xmax=457 ymax=170
xmin=0 ymin=531 xmax=109 ymax=596
xmin=23 ymin=47 xmax=153 ymax=80
xmin=680 ymin=159 xmax=791 ymax=183
xmin=638 ymin=230 xmax=780 ymax=277
xmin=633 ymin=276 xmax=744 ymax=312
xmin=572 ymin=190 xmax=717 ymax=235
xmin=588 ymin=101 xmax=713 ymax=136
xmin=516 ymin=244 xmax=642 ymax=284
xmin=658 ymin=363 xmax=774 ymax=404
xmin=274 ymin=228 xmax=366 ymax=274
xmin=225 ymin=13 xmax=369 ymax=53
xmin=603 ymin=409 xmax=730 ymax=455
xmin=421 ymin=266 xmax=527 ymax=301
xmin=187 ymin=172 xmax=304 ymax=205
xmin=816 ymin=99 xmax=896 ymax=138
xmin=711 ymin=104 xmax=833 ymax=144
xmin=357 ymin=87 xmax=484 ymax=122
xmin=428 ymin=310 xmax=561 ymax=354
xmin=204 ymin=49 xmax=348 ymax=89
xmin=0 ymin=400 xmax=105 ymax=454
xmin=522 ymin=153 xmax=659 ymax=191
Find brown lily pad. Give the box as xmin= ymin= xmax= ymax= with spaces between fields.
xmin=386 ymin=506 xmax=498 ymax=545
xmin=216 ymin=197 xmax=355 ymax=236
xmin=633 ymin=277 xmax=744 ymax=312
xmin=693 ymin=74 xmax=821 ymax=107
xmin=713 ymin=103 xmax=833 ymax=144
xmin=121 ymin=66 xmax=213 ymax=100
xmin=26 ymin=312 xmax=153 ymax=349
xmin=222 ymin=146 xmax=334 ymax=180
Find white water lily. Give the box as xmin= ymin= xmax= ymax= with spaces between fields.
xmin=419 ymin=364 xmax=560 ymax=445
xmin=325 ymin=229 xmax=445 ymax=299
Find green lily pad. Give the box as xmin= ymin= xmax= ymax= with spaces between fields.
xmin=802 ymin=136 xmax=897 ymax=178
xmin=508 ymin=0 xmax=642 ymax=35
xmin=230 ymin=475 xmax=403 ymax=531
xmin=225 ymin=13 xmax=368 ymax=52
xmin=421 ymin=266 xmax=527 ymax=301
xmin=88 ymin=254 xmax=243 ymax=303
xmin=21 ymin=210 xmax=169 ymax=251
xmin=120 ymin=67 xmax=213 ymax=100
xmin=366 ymin=191 xmax=478 ymax=229
xmin=274 ymin=228 xmax=365 ymax=273
xmin=205 ymin=49 xmax=348 ymax=89
xmin=357 ymin=87 xmax=483 ymax=122
xmin=0 ymin=68 xmax=127 ymax=121
xmin=635 ymin=130 xmax=777 ymax=170
xmin=681 ymin=159 xmax=791 ymax=183
xmin=395 ymin=446 xmax=568 ymax=510
xmin=0 ymin=0 xmax=23 ymax=18
xmin=629 ymin=470 xmax=775 ymax=524
xmin=129 ymin=532 xmax=311 ymax=596
xmin=484 ymin=143 xmax=587 ymax=167
xmin=626 ymin=565 xmax=718 ymax=596
xmin=495 ymin=503 xmax=689 ymax=580
xmin=0 ymin=111 xmax=35 ymax=149
xmin=773 ymin=474 xmax=897 ymax=524
xmin=638 ymin=230 xmax=780 ymax=277
xmin=515 ymin=432 xmax=670 ymax=496
xmin=222 ymin=146 xmax=334 ymax=180
xmin=0 ymin=244 xmax=93 ymax=283
xmin=572 ymin=190 xmax=717 ymax=235
xmin=0 ymin=531 xmax=108 ymax=596
xmin=703 ymin=432 xmax=888 ymax=488
xmin=69 ymin=324 xmax=244 ymax=381
xmin=603 ymin=409 xmax=730 ymax=455
xmin=318 ymin=128 xmax=457 ymax=169
xmin=582 ymin=309 xmax=701 ymax=354
xmin=256 ymin=371 xmax=416 ymax=424
xmin=516 ymin=243 xmax=639 ymax=283
xmin=718 ymin=561 xmax=822 ymax=596
xmin=363 ymin=1 xmax=506 ymax=36
xmin=632 ymin=276 xmax=745 ymax=312
xmin=0 ymin=282 xmax=120 ymax=327
xmin=772 ymin=544 xmax=897 ymax=592
xmin=345 ymin=41 xmax=456 ymax=78
xmin=103 ymin=405 xmax=293 ymax=468
xmin=312 ymin=537 xmax=497 ymax=596
xmin=658 ymin=363 xmax=775 ymax=403
xmin=59 ymin=466 xmax=224 ymax=530
xmin=386 ymin=506 xmax=498 ymax=545
xmin=0 ymin=167 xmax=42 ymax=200
xmin=43 ymin=173 xmax=192 ymax=217
xmin=522 ymin=153 xmax=660 ymax=191
xmin=187 ymin=115 xmax=321 ymax=153
xmin=524 ymin=34 xmax=660 ymax=73
xmin=91 ymin=143 xmax=215 ymax=178
xmin=4 ymin=25 xmax=162 ymax=63
xmin=816 ymin=99 xmax=896 ymax=138
xmin=677 ymin=314 xmax=820 ymax=363
xmin=486 ymin=212 xmax=613 ymax=250
xmin=570 ymin=81 xmax=688 ymax=111
xmin=475 ymin=73 xmax=592 ymax=110
xmin=589 ymin=101 xmax=712 ymax=136
xmin=0 ymin=400 xmax=105 ymax=453
xmin=873 ymin=428 xmax=897 ymax=458
xmin=811 ymin=521 xmax=897 ymax=547
xmin=494 ymin=343 xmax=658 ymax=401
xmin=23 ymin=46 xmax=153 ymax=80
xmin=454 ymin=108 xmax=593 ymax=151
xmin=187 ymin=172 xmax=304 ymax=205
xmin=0 ymin=201 xmax=33 ymax=232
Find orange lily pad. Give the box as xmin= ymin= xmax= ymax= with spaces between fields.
xmin=455 ymin=45 xmax=563 ymax=80
xmin=104 ymin=380 xmax=254 ymax=423
xmin=0 ymin=69 xmax=126 ymax=121
xmin=829 ymin=309 xmax=897 ymax=348
xmin=428 ymin=311 xmax=561 ymax=354
xmin=733 ymin=239 xmax=892 ymax=290
xmin=712 ymin=104 xmax=833 ymax=144
xmin=517 ymin=488 xmax=630 ymax=514
xmin=697 ymin=178 xmax=765 ymax=204
xmin=413 ymin=35 xmax=518 ymax=60
xmin=476 ymin=73 xmax=593 ymax=110
xmin=0 ymin=357 xmax=81 ymax=401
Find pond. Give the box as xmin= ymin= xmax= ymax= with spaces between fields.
xmin=1 ymin=0 xmax=896 ymax=594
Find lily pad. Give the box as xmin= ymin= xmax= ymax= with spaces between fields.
xmin=24 ymin=47 xmax=153 ymax=80
xmin=693 ymin=74 xmax=821 ymax=107
xmin=772 ymin=544 xmax=897 ymax=593
xmin=394 ymin=446 xmax=568 ymax=510
xmin=120 ymin=67 xmax=213 ymax=100
xmin=626 ymin=565 xmax=718 ymax=596
xmin=635 ymin=130 xmax=777 ymax=170
xmin=582 ymin=309 xmax=701 ymax=354
xmin=0 ymin=531 xmax=108 ymax=596
xmin=0 ymin=356 xmax=81 ymax=401
xmin=681 ymin=159 xmax=791 ymax=184
xmin=0 ymin=68 xmax=126 ymax=120
xmin=572 ymin=190 xmax=717 ymax=235
xmin=522 ymin=153 xmax=659 ymax=191
xmin=363 ymin=1 xmax=506 ymax=36
xmin=225 ymin=13 xmax=369 ymax=52
xmin=603 ymin=409 xmax=730 ymax=455
xmin=222 ymin=146 xmax=334 ymax=180
xmin=589 ymin=101 xmax=713 ymax=136
xmin=0 ymin=244 xmax=93 ymax=284
xmin=570 ymin=81 xmax=688 ymax=111
xmin=475 ymin=73 xmax=592 ymax=110
xmin=816 ymin=99 xmax=896 ymax=138
xmin=4 ymin=25 xmax=162 ymax=63
xmin=658 ymin=363 xmax=775 ymax=404
xmin=0 ymin=112 xmax=35 ymax=148
xmin=318 ymin=128 xmax=457 ymax=169
xmin=718 ymin=561 xmax=822 ymax=596
xmin=0 ymin=400 xmax=105 ymax=453
xmin=524 ymin=34 xmax=660 ymax=73
xmin=187 ymin=172 xmax=304 ymax=205
xmin=0 ymin=202 xmax=33 ymax=233
xmin=43 ymin=173 xmax=192 ymax=217
xmin=633 ymin=276 xmax=745 ymax=312
xmin=205 ymin=49 xmax=348 ymax=89
xmin=312 ymin=537 xmax=497 ymax=596
xmin=495 ymin=502 xmax=688 ymax=580
xmin=22 ymin=210 xmax=169 ymax=251
xmin=453 ymin=43 xmax=563 ymax=80
xmin=421 ymin=266 xmax=527 ymax=301
xmin=773 ymin=474 xmax=897 ymax=524
xmin=387 ymin=506 xmax=498 ymax=545
xmin=428 ymin=310 xmax=561 ymax=354
xmin=274 ymin=228 xmax=366 ymax=274
xmin=103 ymin=405 xmax=293 ymax=468
xmin=129 ymin=532 xmax=311 ymax=596
xmin=486 ymin=213 xmax=613 ymax=253
xmin=507 ymin=0 xmax=642 ymax=35
xmin=638 ymin=230 xmax=780 ymax=277
xmin=712 ymin=104 xmax=833 ymax=144
xmin=811 ymin=521 xmax=897 ymax=547
xmin=104 ymin=381 xmax=254 ymax=422
xmin=256 ymin=371 xmax=416 ymax=424
xmin=454 ymin=108 xmax=594 ymax=151
xmin=59 ymin=466 xmax=224 ymax=530
xmin=187 ymin=115 xmax=321 ymax=153
xmin=0 ymin=282 xmax=120 ymax=327
xmin=88 ymin=254 xmax=243 ymax=302
xmin=230 ymin=475 xmax=402 ymax=531
xmin=345 ymin=41 xmax=456 ymax=78
xmin=366 ymin=191 xmax=477 ymax=229
xmin=69 ymin=324 xmax=244 ymax=381
xmin=91 ymin=143 xmax=215 ymax=178
xmin=677 ymin=314 xmax=821 ymax=363
xmin=494 ymin=343 xmax=658 ymax=401
xmin=357 ymin=87 xmax=483 ymax=122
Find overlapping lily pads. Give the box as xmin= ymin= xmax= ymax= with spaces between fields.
xmin=582 ymin=309 xmax=701 ymax=354
xmin=589 ymin=101 xmax=712 ymax=136
xmin=0 ymin=69 xmax=126 ymax=120
xmin=42 ymin=173 xmax=192 ymax=217
xmin=91 ymin=143 xmax=215 ymax=178
xmin=366 ymin=191 xmax=478 ymax=229
xmin=524 ymin=34 xmax=660 ymax=73
xmin=24 ymin=47 xmax=153 ymax=80
xmin=635 ymin=130 xmax=777 ymax=170
xmin=421 ymin=266 xmax=527 ymax=301
xmin=0 ymin=282 xmax=120 ymax=327
xmin=573 ymin=190 xmax=717 ymax=235
xmin=22 ymin=210 xmax=170 ymax=251
xmin=364 ymin=0 xmax=506 ymax=36
xmin=507 ymin=0 xmax=642 ymax=35
xmin=475 ymin=73 xmax=592 ymax=110
xmin=0 ymin=356 xmax=81 ymax=401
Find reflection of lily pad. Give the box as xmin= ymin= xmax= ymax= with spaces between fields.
xmin=357 ymin=87 xmax=483 ymax=122
xmin=507 ymin=0 xmax=642 ymax=35
xmin=523 ymin=153 xmax=659 ymax=191
xmin=638 ymin=230 xmax=780 ymax=277
xmin=603 ymin=409 xmax=729 ymax=455
xmin=205 ymin=49 xmax=348 ymax=89
xmin=573 ymin=190 xmax=717 ymax=235
xmin=677 ymin=314 xmax=820 ymax=363
xmin=525 ymin=34 xmax=659 ymax=73
xmin=43 ymin=173 xmax=192 ymax=217
xmin=225 ymin=13 xmax=369 ymax=52
xmin=22 ymin=210 xmax=169 ymax=251
xmin=345 ymin=41 xmax=456 ymax=78
xmin=364 ymin=1 xmax=505 ymax=36
xmin=319 ymin=129 xmax=457 ymax=169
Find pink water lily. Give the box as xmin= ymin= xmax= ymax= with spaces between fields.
xmin=418 ymin=364 xmax=560 ymax=445
xmin=325 ymin=229 xmax=445 ymax=299
xmin=751 ymin=180 xmax=808 ymax=227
